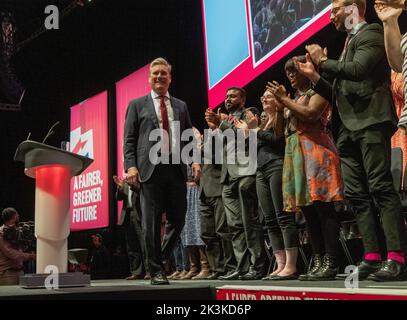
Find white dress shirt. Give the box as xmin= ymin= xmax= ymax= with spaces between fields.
xmin=151 ymin=90 xmax=176 ymax=150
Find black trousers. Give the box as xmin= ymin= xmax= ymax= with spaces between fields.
xmin=301 ymin=202 xmax=340 ymax=256
xmin=222 ymin=175 xmax=266 ymax=273
xmin=200 ymin=193 xmax=237 ymax=273
xmin=123 ymin=205 xmax=147 ymax=275
xmin=256 ymin=159 xmax=298 ymax=251
xmin=337 ymin=124 xmax=406 ymax=253
xmin=140 ymin=164 xmax=187 ymax=276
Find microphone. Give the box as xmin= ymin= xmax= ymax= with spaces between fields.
xmin=26 ymin=132 xmax=31 ymax=141
xmin=42 ymin=121 xmax=60 ymax=144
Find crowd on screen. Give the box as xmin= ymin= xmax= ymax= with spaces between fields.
xmin=251 ymin=0 xmax=332 ymax=61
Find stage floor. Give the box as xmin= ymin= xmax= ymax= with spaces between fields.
xmin=1 ymin=278 xmax=407 ymax=300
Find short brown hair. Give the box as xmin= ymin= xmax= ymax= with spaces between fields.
xmin=150 ymin=57 xmax=172 ymax=73
xmin=333 ymin=0 xmax=366 ymax=16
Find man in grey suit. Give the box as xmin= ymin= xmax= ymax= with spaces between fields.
xmin=124 ymin=57 xmax=201 ymax=285
xmin=199 ymin=134 xmax=237 ymax=279
xmin=205 ymin=87 xmax=266 ymax=280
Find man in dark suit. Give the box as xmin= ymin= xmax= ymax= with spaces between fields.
xmin=123 ymin=57 xmax=201 ymax=285
xmin=199 ymin=134 xmax=237 ymax=279
xmin=205 ymin=87 xmax=266 ymax=280
xmin=301 ymin=0 xmax=406 ymax=281
xmin=113 ymin=175 xmax=147 ymax=280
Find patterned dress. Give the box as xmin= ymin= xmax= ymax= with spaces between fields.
xmin=181 ymin=166 xmax=205 ymax=246
xmin=390 ymin=71 xmax=407 ymax=185
xmin=396 ymin=33 xmax=407 ymax=128
xmin=282 ymin=90 xmax=344 ymax=212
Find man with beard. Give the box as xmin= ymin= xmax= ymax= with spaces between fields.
xmin=299 ymin=0 xmax=406 ymax=281
xmin=205 ymin=87 xmax=266 ymax=280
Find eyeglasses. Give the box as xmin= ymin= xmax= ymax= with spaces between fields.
xmin=260 ymin=94 xmax=273 ymax=101
xmin=331 ymin=4 xmax=350 ymax=16
xmin=286 ymin=69 xmax=298 ymax=77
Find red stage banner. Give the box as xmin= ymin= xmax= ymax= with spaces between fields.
xmin=216 ymin=288 xmax=407 ymax=301
xmin=69 ymin=91 xmax=109 ymax=231
xmin=115 ymin=65 xmax=150 ymax=223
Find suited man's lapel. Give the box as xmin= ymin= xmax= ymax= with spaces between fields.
xmin=145 ymin=94 xmax=160 ymax=128
xmin=170 ymin=96 xmax=180 ymax=122
xmin=344 ymin=23 xmax=369 ymax=61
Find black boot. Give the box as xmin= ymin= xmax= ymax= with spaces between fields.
xmin=307 ymin=254 xmax=338 ymax=281
xmin=298 ymin=254 xmax=323 ymax=281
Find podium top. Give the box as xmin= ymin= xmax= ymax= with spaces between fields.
xmin=14 ymin=140 xmax=93 ymax=178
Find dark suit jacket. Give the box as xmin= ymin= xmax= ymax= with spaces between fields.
xmin=200 ymin=134 xmax=223 ymax=198
xmin=315 ymin=23 xmax=397 ymax=133
xmin=123 ymin=93 xmax=193 ymax=182
xmin=116 ymin=181 xmax=140 ymax=226
xmin=218 ymin=109 xmax=257 ymax=183
xmin=200 ymin=164 xmax=223 ymax=198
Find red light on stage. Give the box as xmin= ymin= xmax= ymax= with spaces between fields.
xmin=36 ymin=165 xmax=71 ymax=198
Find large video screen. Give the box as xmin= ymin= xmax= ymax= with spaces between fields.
xmin=69 ymin=91 xmax=109 ymax=231
xmin=202 ymin=0 xmax=332 ymax=108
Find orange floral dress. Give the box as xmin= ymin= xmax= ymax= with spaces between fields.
xmin=283 ymin=90 xmax=344 ymax=212
xmin=391 ymin=71 xmax=407 ymax=186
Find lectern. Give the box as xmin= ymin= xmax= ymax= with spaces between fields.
xmin=14 ymin=140 xmax=93 ymax=288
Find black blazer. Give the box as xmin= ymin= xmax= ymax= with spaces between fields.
xmin=116 ymin=181 xmax=140 ymax=226
xmin=257 ymin=129 xmax=285 ymax=168
xmin=123 ymin=93 xmax=193 ymax=182
xmin=316 ymin=23 xmax=397 ymax=133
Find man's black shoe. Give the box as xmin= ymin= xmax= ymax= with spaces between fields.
xmin=150 ymin=273 xmax=170 ymax=285
xmin=239 ymin=270 xmax=263 ymax=280
xmin=335 ymin=260 xmax=382 ymax=280
xmin=367 ymin=260 xmax=407 ymax=282
xmin=218 ymin=270 xmax=242 ymax=280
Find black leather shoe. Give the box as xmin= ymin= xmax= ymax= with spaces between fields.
xmin=150 ymin=273 xmax=170 ymax=285
xmin=307 ymin=255 xmax=338 ymax=281
xmin=218 ymin=270 xmax=242 ymax=280
xmin=367 ymin=260 xmax=407 ymax=282
xmin=269 ymin=273 xmax=298 ymax=281
xmin=239 ymin=270 xmax=263 ymax=280
xmin=335 ymin=260 xmax=382 ymax=280
xmin=262 ymin=274 xmax=277 ymax=280
xmin=299 ymin=254 xmax=323 ymax=281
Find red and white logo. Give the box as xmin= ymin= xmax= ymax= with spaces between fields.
xmin=70 ymin=127 xmax=94 ymax=159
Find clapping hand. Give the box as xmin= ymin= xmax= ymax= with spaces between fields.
xmin=305 ymin=44 xmax=326 ymax=66
xmin=266 ymin=81 xmax=288 ymax=102
xmin=294 ymin=53 xmax=321 ymax=84
xmin=375 ymin=0 xmax=405 ymax=9
xmin=205 ymin=108 xmax=226 ymax=128
xmin=375 ymin=1 xmax=403 ymax=22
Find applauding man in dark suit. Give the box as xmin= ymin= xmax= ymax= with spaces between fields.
xmin=124 ymin=57 xmax=201 ymax=285
xmin=298 ymin=0 xmax=406 ymax=281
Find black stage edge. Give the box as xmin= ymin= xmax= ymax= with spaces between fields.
xmin=1 ymin=279 xmax=407 ymax=300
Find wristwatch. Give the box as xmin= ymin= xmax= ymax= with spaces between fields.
xmin=318 ymin=56 xmax=328 ymax=66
